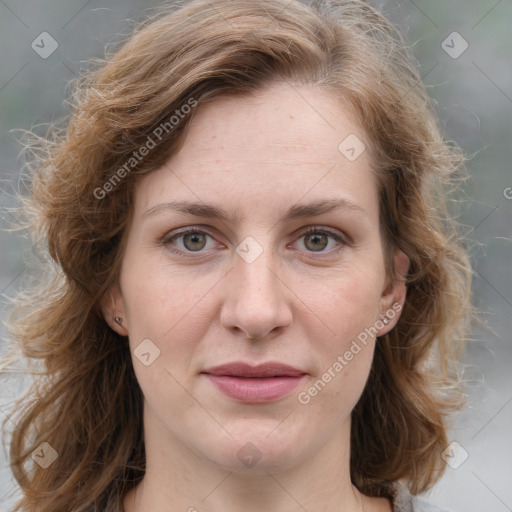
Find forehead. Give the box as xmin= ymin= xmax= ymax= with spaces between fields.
xmin=181 ymin=83 xmax=364 ymax=163
xmin=134 ymin=83 xmax=378 ymax=222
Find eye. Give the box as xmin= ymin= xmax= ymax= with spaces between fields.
xmin=162 ymin=228 xmax=218 ymax=256
xmin=160 ymin=226 xmax=348 ymax=259
xmin=294 ymin=227 xmax=347 ymax=255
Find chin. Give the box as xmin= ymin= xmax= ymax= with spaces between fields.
xmin=195 ymin=421 xmax=311 ymax=474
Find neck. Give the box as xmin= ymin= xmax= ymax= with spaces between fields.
xmin=124 ymin=406 xmax=368 ymax=512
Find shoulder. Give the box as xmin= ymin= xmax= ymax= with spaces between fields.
xmin=392 ymin=482 xmax=453 ymax=512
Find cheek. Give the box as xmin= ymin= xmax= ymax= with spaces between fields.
xmin=121 ymin=253 xmax=217 ymax=341
xmin=296 ymin=306 xmax=377 ymax=424
xmin=119 ymin=256 xmax=222 ymax=400
xmin=294 ymin=257 xmax=384 ymax=406
xmin=301 ymin=259 xmax=384 ymax=350
xmin=121 ymin=261 xmax=214 ymax=423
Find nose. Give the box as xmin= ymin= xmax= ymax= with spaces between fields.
xmin=219 ymin=244 xmax=293 ymax=340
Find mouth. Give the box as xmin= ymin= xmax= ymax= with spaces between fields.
xmin=200 ymin=362 xmax=307 ymax=403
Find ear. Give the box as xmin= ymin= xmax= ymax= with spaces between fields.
xmin=99 ymin=283 xmax=129 ymax=337
xmin=376 ymin=248 xmax=409 ymax=337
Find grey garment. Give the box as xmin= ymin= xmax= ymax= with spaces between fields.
xmin=393 ymin=483 xmax=452 ymax=512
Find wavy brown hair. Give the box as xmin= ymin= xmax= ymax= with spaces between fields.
xmin=1 ymin=0 xmax=473 ymax=510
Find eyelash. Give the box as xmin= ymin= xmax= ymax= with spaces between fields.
xmin=160 ymin=226 xmax=349 ymax=259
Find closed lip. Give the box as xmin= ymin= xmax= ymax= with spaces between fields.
xmin=201 ymin=362 xmax=306 ymax=378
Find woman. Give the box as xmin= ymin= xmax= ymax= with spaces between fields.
xmin=2 ymin=0 xmax=473 ymax=510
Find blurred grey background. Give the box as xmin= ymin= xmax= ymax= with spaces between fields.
xmin=0 ymin=1 xmax=511 ymax=511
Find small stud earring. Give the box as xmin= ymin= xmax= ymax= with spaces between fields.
xmin=382 ymin=316 xmax=390 ymax=325
xmin=114 ymin=317 xmax=123 ymax=325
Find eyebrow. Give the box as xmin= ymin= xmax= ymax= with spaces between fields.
xmin=143 ymin=198 xmax=366 ymax=224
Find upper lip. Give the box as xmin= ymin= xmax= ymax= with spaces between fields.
xmin=201 ymin=362 xmax=306 ymax=378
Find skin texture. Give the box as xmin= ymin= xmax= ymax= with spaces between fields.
xmin=102 ymin=82 xmax=408 ymax=512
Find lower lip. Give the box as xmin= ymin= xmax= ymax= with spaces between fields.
xmin=203 ymin=374 xmax=306 ymax=403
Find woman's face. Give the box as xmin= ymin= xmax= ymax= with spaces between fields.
xmin=107 ymin=83 xmax=407 ymax=473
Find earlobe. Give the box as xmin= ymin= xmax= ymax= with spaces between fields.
xmin=99 ymin=285 xmax=129 ymax=337
xmin=377 ymin=249 xmax=410 ymax=336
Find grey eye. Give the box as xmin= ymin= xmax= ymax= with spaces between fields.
xmin=182 ymin=232 xmax=208 ymax=251
xmin=303 ymin=232 xmax=329 ymax=251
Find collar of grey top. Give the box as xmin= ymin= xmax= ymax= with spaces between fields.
xmin=392 ymin=482 xmax=452 ymax=512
